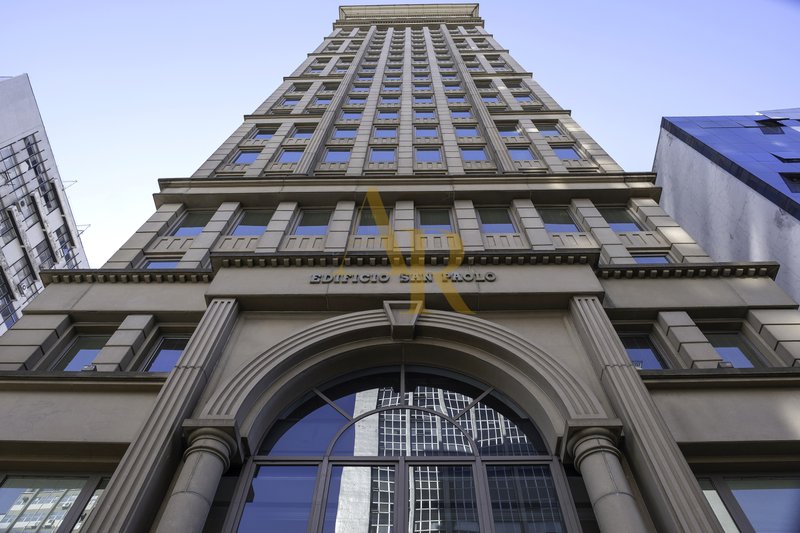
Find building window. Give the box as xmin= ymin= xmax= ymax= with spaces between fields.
xmin=461 ymin=147 xmax=488 ymax=162
xmin=414 ymin=96 xmax=433 ymax=105
xmin=145 ymin=337 xmax=189 ymax=372
xmin=333 ymin=127 xmax=357 ymax=139
xmin=515 ymin=94 xmax=534 ymax=103
xmin=233 ymin=151 xmax=260 ymax=165
xmin=414 ymin=110 xmax=436 ymax=120
xmin=418 ymin=209 xmax=453 ymax=234
xmin=374 ymin=127 xmax=397 ymax=139
xmin=496 ymin=123 xmax=520 ymax=137
xmin=53 ymin=335 xmax=110 ymax=371
xmin=0 ymin=475 xmax=108 ymax=531
xmin=456 ymin=126 xmax=479 ymax=137
xmin=356 ymin=209 xmax=391 ymax=236
xmin=324 ymin=148 xmax=351 ymax=163
xmin=370 ymin=148 xmax=396 ymax=163
xmin=508 ymin=147 xmax=536 ymax=161
xmin=380 ymin=96 xmax=399 ymax=105
xmin=415 ymin=148 xmax=442 ymax=163
xmin=293 ymin=210 xmax=332 ymax=236
xmin=539 ymin=208 xmax=579 ymax=232
xmin=477 ymin=208 xmax=516 ymax=233
xmin=481 ymin=95 xmax=500 ymax=104
xmin=34 ymin=240 xmax=56 ymax=269
xmin=277 ymin=149 xmax=304 ymax=164
xmin=232 ymin=210 xmax=273 ymax=236
xmin=291 ymin=126 xmax=315 ymax=139
xmin=452 ymin=110 xmax=473 ymax=119
xmin=234 ymin=368 xmax=569 ymax=533
xmin=619 ymin=333 xmax=666 ymax=370
xmin=314 ymin=97 xmax=331 ymax=106
xmin=699 ymin=475 xmax=800 ymax=532
xmin=377 ymin=111 xmax=399 ymax=120
xmin=414 ymin=127 xmax=438 ymax=138
xmin=553 ymin=147 xmax=582 ymax=160
xmin=253 ymin=127 xmax=277 ymax=140
xmin=447 ymin=96 xmax=466 ymax=104
xmin=144 ymin=260 xmax=180 ymax=269
xmin=341 ymin=111 xmax=362 ymax=120
xmin=705 ymin=331 xmax=764 ymax=368
xmin=281 ymin=97 xmax=300 ymax=106
xmin=598 ymin=207 xmax=642 ymax=232
xmin=172 ymin=211 xmax=214 ymax=237
xmin=632 ymin=255 xmax=670 ymax=265
xmin=534 ymin=123 xmax=561 ymax=137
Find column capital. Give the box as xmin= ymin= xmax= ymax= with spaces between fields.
xmin=559 ymin=418 xmax=623 ymax=465
xmin=184 ymin=427 xmax=238 ymax=472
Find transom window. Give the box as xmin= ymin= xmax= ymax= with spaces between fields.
xmin=235 ymin=368 xmax=569 ymax=533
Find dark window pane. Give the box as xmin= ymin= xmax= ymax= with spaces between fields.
xmin=294 ymin=210 xmax=331 ymax=236
xmin=261 ymin=397 xmax=348 ymax=456
xmin=418 ymin=209 xmax=452 ymax=234
xmin=706 ymin=333 xmax=760 ymax=368
xmin=487 ymin=465 xmax=566 ymax=533
xmin=146 ymin=337 xmax=189 ymax=372
xmin=729 ymin=477 xmax=800 ymax=532
xmin=173 ymin=211 xmax=213 ymax=237
xmin=539 ymin=208 xmax=578 ymax=232
xmin=457 ymin=394 xmax=547 ymax=456
xmin=56 ymin=336 xmax=109 ymax=371
xmin=478 ymin=208 xmax=515 ymax=233
xmin=233 ymin=210 xmax=273 ymax=236
xmin=0 ymin=476 xmax=86 ymax=531
xmin=598 ymin=208 xmax=641 ymax=232
xmin=620 ymin=334 xmax=665 ymax=370
xmin=357 ymin=209 xmax=391 ymax=236
xmin=323 ymin=466 xmax=395 ymax=533
xmin=238 ymin=466 xmax=317 ymax=533
xmin=409 ymin=466 xmax=479 ymax=532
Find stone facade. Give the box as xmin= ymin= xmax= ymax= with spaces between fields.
xmin=0 ymin=5 xmax=798 ymax=533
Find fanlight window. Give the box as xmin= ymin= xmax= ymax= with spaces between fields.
xmin=236 ymin=368 xmax=572 ymax=533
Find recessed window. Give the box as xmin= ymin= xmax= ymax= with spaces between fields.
xmin=414 ymin=110 xmax=436 ymax=120
xmin=477 ymin=208 xmax=516 ymax=233
xmin=461 ymin=147 xmax=488 ymax=162
xmin=54 ymin=335 xmax=110 ymax=371
xmin=380 ymin=96 xmax=400 ymax=105
xmin=294 ymin=210 xmax=332 ymax=236
xmin=333 ymin=127 xmax=357 ymax=139
xmin=145 ymin=337 xmax=189 ymax=372
xmin=324 ymin=148 xmax=351 ymax=163
xmin=351 ymin=85 xmax=369 ymax=93
xmin=447 ymin=96 xmax=466 ymax=104
xmin=445 ymin=84 xmax=463 ymax=91
xmin=415 ymin=148 xmax=442 ymax=163
xmin=377 ymin=111 xmax=399 ymax=120
xmin=234 ymin=151 xmax=260 ymax=165
xmin=172 ymin=211 xmax=214 ymax=237
xmin=699 ymin=475 xmax=800 ymax=532
xmin=496 ymin=123 xmax=520 ymax=137
xmin=414 ymin=84 xmax=432 ymax=91
xmin=342 ymin=111 xmax=362 ymax=120
xmin=357 ymin=76 xmax=373 ymax=82
xmin=632 ymin=255 xmax=670 ymax=265
xmin=508 ymin=147 xmax=536 ymax=161
xmin=277 ymin=149 xmax=305 ymax=163
xmin=481 ymin=95 xmax=500 ymax=104
xmin=554 ymin=147 xmax=581 ymax=160
xmin=232 ymin=210 xmax=273 ymax=236
xmin=346 ymin=97 xmax=365 ymax=105
xmin=452 ymin=110 xmax=473 ymax=119
xmin=515 ymin=95 xmax=534 ymax=103
xmin=314 ymin=97 xmax=331 ymax=106
xmin=374 ymin=127 xmax=397 ymax=139
xmin=292 ymin=127 xmax=315 ymax=139
xmin=414 ymin=96 xmax=433 ymax=105
xmin=356 ymin=209 xmax=391 ymax=235
xmin=418 ymin=209 xmax=452 ymax=234
xmin=535 ymin=123 xmax=561 ymax=137
xmin=281 ymin=97 xmax=300 ymax=106
xmin=598 ymin=208 xmax=642 ymax=232
xmin=370 ymin=148 xmax=396 ymax=163
xmin=539 ymin=208 xmax=578 ymax=232
xmin=456 ymin=126 xmax=479 ymax=137
xmin=253 ymin=128 xmax=277 ymax=140
xmin=705 ymin=331 xmax=763 ymax=368
xmin=619 ymin=333 xmax=666 ymax=370
xmin=145 ymin=260 xmax=180 ymax=269
xmin=415 ymin=127 xmax=438 ymax=138
xmin=382 ymin=84 xmax=401 ymax=92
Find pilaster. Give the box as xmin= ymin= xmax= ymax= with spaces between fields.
xmin=177 ymin=202 xmax=239 ymax=269
xmin=656 ymin=311 xmax=723 ymax=369
xmin=92 ymin=315 xmax=156 ymax=372
xmin=103 ymin=203 xmax=183 ymax=269
xmin=324 ymin=201 xmax=356 ymax=252
xmin=629 ymin=198 xmax=712 ymax=263
xmin=255 ymin=201 xmax=298 ymax=253
xmin=570 ymin=199 xmax=633 ymax=264
xmin=510 ymin=199 xmax=554 ymax=251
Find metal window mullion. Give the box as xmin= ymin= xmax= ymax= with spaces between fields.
xmin=221 ymin=459 xmax=259 ymax=533
xmin=55 ymin=474 xmax=102 ymax=533
xmin=398 ymin=456 xmax=408 ymax=533
xmin=473 ymin=456 xmax=496 ymax=533
xmin=711 ymin=475 xmax=756 ymax=533
xmin=308 ymin=457 xmax=330 ymax=533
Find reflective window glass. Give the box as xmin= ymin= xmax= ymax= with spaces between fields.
xmin=323 ymin=466 xmax=395 ymax=533
xmin=451 ymin=110 xmax=473 ymax=119
xmin=508 ymin=147 xmax=535 ymax=161
xmin=333 ymin=128 xmax=357 ymax=139
xmin=415 ymin=110 xmax=436 ymax=120
xmin=145 ymin=260 xmax=179 ymax=269
xmin=461 ymin=148 xmax=487 ymax=161
xmin=370 ymin=148 xmax=396 ymax=163
xmin=0 ymin=477 xmax=87 ymax=531
xmin=632 ymin=255 xmax=670 ymax=264
xmin=293 ymin=210 xmax=331 ymax=236
xmin=554 ymin=147 xmax=581 ymax=160
xmin=54 ymin=336 xmax=109 ymax=371
xmin=233 ymin=210 xmax=273 ymax=236
xmin=539 ymin=208 xmax=578 ymax=232
xmin=409 ymin=466 xmax=479 ymax=532
xmin=415 ymin=148 xmax=442 ymax=163
xmin=598 ymin=207 xmax=642 ymax=232
xmin=253 ymin=128 xmax=276 ymax=140
xmin=415 ymin=127 xmax=438 ymax=138
xmin=324 ymin=149 xmax=351 ymax=163
xmin=374 ymin=128 xmax=397 ymax=138
xmin=487 ymin=466 xmax=566 ymax=533
xmin=456 ymin=127 xmax=479 ymax=137
xmin=377 ymin=111 xmax=398 ymax=120
xmin=535 ymin=123 xmax=561 ymax=137
xmin=729 ymin=477 xmax=800 ymax=532
xmin=238 ymin=466 xmax=318 ymax=533
xmin=705 ymin=332 xmax=762 ymax=368
xmin=278 ymin=149 xmax=304 ymax=163
xmin=146 ymin=337 xmax=189 ymax=372
xmin=477 ymin=208 xmax=515 ymax=233
xmin=418 ymin=209 xmax=452 ymax=234
xmin=342 ymin=111 xmax=362 ymax=120
xmin=263 ymin=398 xmax=348 ymax=456
xmin=619 ymin=334 xmax=666 ymax=370
xmin=172 ymin=211 xmax=214 ymax=237
xmin=357 ymin=209 xmax=391 ymax=236
xmin=496 ymin=123 xmax=519 ymax=137
xmin=292 ymin=127 xmax=315 ymax=139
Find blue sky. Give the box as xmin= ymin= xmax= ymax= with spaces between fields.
xmin=2 ymin=0 xmax=799 ymax=266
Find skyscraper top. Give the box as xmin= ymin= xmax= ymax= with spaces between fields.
xmin=337 ymin=3 xmax=481 ymax=26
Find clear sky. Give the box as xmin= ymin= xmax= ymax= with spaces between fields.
xmin=2 ymin=0 xmax=798 ymax=267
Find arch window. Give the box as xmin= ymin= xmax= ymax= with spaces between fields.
xmin=234 ymin=367 xmax=577 ymax=533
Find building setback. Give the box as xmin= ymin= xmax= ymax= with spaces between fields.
xmin=655 ymin=111 xmax=800 ymax=303
xmin=0 ymin=74 xmax=89 ymax=334
xmin=1 ymin=4 xmax=799 ymax=533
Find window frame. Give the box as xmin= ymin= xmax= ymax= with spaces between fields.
xmin=698 ymin=321 xmax=777 ymax=368
xmin=538 ymin=207 xmax=580 ymax=233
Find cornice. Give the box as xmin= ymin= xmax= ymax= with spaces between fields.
xmin=596 ymin=262 xmax=779 ymax=281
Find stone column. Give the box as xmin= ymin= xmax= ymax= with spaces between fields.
xmin=567 ymin=427 xmax=648 ymax=533
xmin=155 ymin=428 xmax=237 ymax=533
xmin=570 ymin=296 xmax=723 ymax=532
xmin=83 ymin=298 xmax=239 ymax=533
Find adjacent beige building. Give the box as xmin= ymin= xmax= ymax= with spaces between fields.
xmin=1 ymin=4 xmax=798 ymax=533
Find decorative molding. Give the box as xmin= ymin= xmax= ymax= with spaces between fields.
xmin=383 ymin=300 xmax=423 ymax=340
xmin=596 ymin=261 xmax=779 ymax=280
xmin=40 ymin=270 xmax=213 ymax=285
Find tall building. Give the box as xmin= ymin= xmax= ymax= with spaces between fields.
xmin=655 ymin=111 xmax=800 ymax=302
xmin=0 ymin=74 xmax=89 ymax=334
xmin=1 ymin=5 xmax=800 ymax=533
